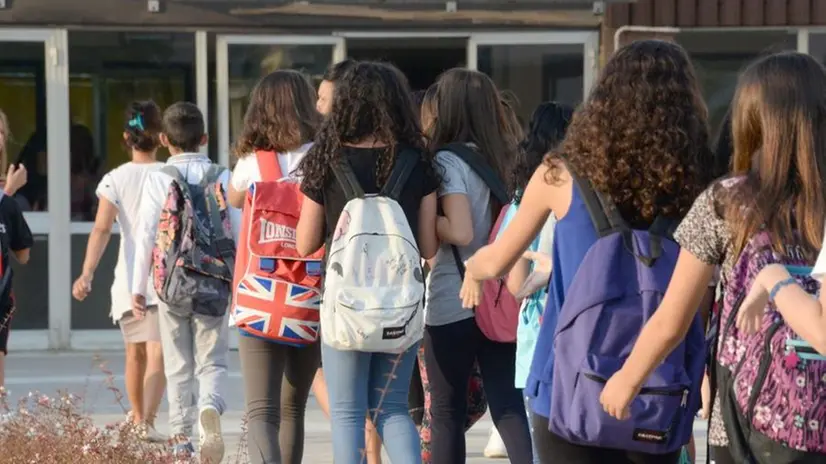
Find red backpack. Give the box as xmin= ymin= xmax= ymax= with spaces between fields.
xmin=232 ymin=151 xmax=324 ymax=346
xmin=443 ymin=143 xmax=520 ymax=343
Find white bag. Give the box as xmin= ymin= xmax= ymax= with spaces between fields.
xmin=321 ymin=151 xmax=424 ymax=353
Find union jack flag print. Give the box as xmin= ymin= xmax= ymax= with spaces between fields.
xmin=279 ymin=317 xmax=320 ymax=343
xmin=237 ymin=275 xmax=276 ymax=301
xmin=234 ymin=275 xmax=321 ymax=345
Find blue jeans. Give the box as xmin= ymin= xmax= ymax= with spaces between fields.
xmin=322 ymin=342 xmax=421 ymax=464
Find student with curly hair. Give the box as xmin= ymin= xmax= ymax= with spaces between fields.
xmin=228 ymin=69 xmax=322 ymax=464
xmin=296 ymin=61 xmax=439 ymax=464
xmin=461 ymin=40 xmax=714 ymax=463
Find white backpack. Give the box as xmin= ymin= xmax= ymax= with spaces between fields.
xmin=321 ymin=150 xmax=424 ymax=353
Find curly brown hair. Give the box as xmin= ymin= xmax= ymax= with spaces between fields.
xmin=547 ymin=40 xmax=712 ymax=225
xmin=234 ymin=69 xmax=321 ymax=158
xmin=297 ymin=61 xmax=433 ymax=192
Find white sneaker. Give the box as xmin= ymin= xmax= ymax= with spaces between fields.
xmin=483 ymin=426 xmax=508 ymax=459
xmin=198 ymin=406 xmax=224 ymax=464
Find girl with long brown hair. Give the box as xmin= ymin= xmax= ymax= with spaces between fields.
xmin=600 ymin=52 xmax=826 ymax=463
xmin=228 ymin=69 xmax=322 ymax=464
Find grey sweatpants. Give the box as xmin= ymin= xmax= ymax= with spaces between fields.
xmin=158 ymin=303 xmax=229 ymax=437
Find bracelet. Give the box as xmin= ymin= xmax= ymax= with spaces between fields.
xmin=769 ymin=277 xmax=797 ymax=302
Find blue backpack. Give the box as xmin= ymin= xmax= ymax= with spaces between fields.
xmin=548 ymin=171 xmax=706 ymax=454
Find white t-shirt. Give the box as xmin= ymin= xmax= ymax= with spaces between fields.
xmin=230 ymin=143 xmax=312 ymax=191
xmin=96 ymin=161 xmax=164 ymax=322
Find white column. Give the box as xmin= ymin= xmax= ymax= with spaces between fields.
xmin=196 ymin=31 xmax=209 ymax=156
xmin=46 ymin=29 xmax=72 ymax=350
xmin=798 ymin=28 xmax=811 ymax=55
xmin=216 ymin=36 xmax=230 ymax=168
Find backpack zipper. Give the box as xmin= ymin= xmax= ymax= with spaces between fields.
xmin=745 ymin=320 xmax=783 ymax=424
xmin=583 ymin=373 xmax=685 ymax=397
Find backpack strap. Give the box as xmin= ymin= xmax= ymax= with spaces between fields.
xmin=567 ymin=166 xmax=626 ymax=238
xmin=439 ymin=143 xmax=510 ymax=205
xmin=567 ymin=164 xmax=674 ymax=268
xmin=379 ymin=148 xmax=420 ymax=201
xmin=161 ymin=164 xmax=185 ymax=184
xmin=255 ymin=150 xmax=284 ymax=181
xmin=331 ymin=158 xmax=365 ymax=202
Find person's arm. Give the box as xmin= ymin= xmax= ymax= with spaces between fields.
xmin=72 ymin=195 xmax=118 ymax=300
xmin=418 ymin=192 xmax=438 ymax=260
xmin=601 ymin=250 xmax=715 ymax=419
xmin=465 ymin=165 xmax=563 ymax=281
xmin=735 ymin=264 xmax=826 ymax=355
xmin=220 ymin=169 xmax=242 ymax=243
xmin=434 ymin=152 xmax=473 ymax=246
xmin=228 ymin=157 xmax=252 ymax=209
xmin=506 ymin=258 xmax=531 ymax=295
xmin=296 ymin=195 xmax=325 ymax=257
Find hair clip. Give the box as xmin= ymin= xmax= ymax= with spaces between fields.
xmin=128 ymin=114 xmax=145 ymax=131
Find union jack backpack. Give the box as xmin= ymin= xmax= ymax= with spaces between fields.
xmin=232 ymin=151 xmax=324 ymax=346
xmin=152 ymin=164 xmax=236 ymax=317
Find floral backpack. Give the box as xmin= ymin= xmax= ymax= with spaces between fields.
xmin=717 ymin=230 xmax=826 ymax=464
xmin=152 ymin=164 xmax=235 ymax=317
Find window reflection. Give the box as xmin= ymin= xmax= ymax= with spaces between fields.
xmin=69 ymin=31 xmax=195 ymax=221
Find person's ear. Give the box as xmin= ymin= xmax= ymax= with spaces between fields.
xmin=123 ymin=132 xmax=129 ymax=142
xmin=200 ymin=134 xmax=208 ymax=147
xmin=159 ymin=133 xmax=170 ymax=148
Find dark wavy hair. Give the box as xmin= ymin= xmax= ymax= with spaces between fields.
xmin=711 ymin=107 xmax=733 ymax=180
xmin=426 ymin=69 xmax=520 ymax=189
xmin=124 ymin=100 xmax=162 ymax=152
xmin=323 ymin=58 xmax=357 ymax=83
xmin=723 ymin=52 xmax=826 ymax=259
xmin=546 ymin=40 xmax=712 ymax=225
xmin=297 ymin=61 xmax=432 ymax=192
xmin=511 ymin=101 xmax=573 ymax=203
xmin=234 ymin=70 xmax=321 ymax=157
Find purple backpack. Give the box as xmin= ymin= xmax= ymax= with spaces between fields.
xmin=549 ymin=172 xmax=706 ymax=454
xmin=717 ymin=231 xmax=826 ymax=463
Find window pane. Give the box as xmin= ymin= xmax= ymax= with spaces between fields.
xmin=69 ymin=31 xmax=195 ymax=222
xmin=478 ymin=44 xmax=583 ymax=124
xmin=678 ymin=31 xmax=796 ymax=131
xmin=9 ymin=234 xmax=48 ymax=330
xmin=0 ymin=41 xmax=47 ymax=212
xmin=71 ymin=234 xmax=119 ymax=329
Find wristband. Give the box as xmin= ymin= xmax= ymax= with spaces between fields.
xmin=769 ymin=277 xmax=797 ymax=302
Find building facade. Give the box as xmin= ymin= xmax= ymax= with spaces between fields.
xmin=2 ymin=0 xmax=821 ymax=350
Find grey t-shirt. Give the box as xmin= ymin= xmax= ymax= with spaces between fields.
xmin=425 ymin=149 xmax=494 ymax=327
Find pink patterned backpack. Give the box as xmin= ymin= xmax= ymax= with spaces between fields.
xmin=717 ymin=230 xmax=826 ymax=463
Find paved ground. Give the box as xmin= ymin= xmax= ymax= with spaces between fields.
xmin=4 ymin=351 xmax=707 ymax=463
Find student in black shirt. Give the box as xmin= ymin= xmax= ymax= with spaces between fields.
xmin=295 ymin=61 xmax=439 ymax=464
xmin=0 ymin=161 xmax=34 ymax=387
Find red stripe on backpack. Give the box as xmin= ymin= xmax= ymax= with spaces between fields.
xmin=232 ymin=151 xmax=325 ymax=346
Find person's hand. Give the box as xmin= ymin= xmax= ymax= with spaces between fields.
xmin=599 ymin=369 xmax=641 ymax=420
xmin=132 ymin=294 xmax=147 ymax=320
xmin=460 ymin=272 xmax=483 ymax=309
xmin=523 ymin=250 xmax=552 ymax=274
xmin=3 ymin=163 xmax=27 ymax=196
xmin=735 ymin=264 xmax=789 ymax=335
xmin=72 ymin=274 xmax=93 ymax=301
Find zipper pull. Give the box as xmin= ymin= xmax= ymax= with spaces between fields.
xmin=681 ymin=390 xmax=688 ymax=407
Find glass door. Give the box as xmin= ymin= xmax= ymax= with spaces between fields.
xmin=468 ymin=31 xmax=599 ymax=123
xmin=216 ymin=35 xmax=345 ymax=167
xmin=0 ymin=29 xmax=71 ymax=349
